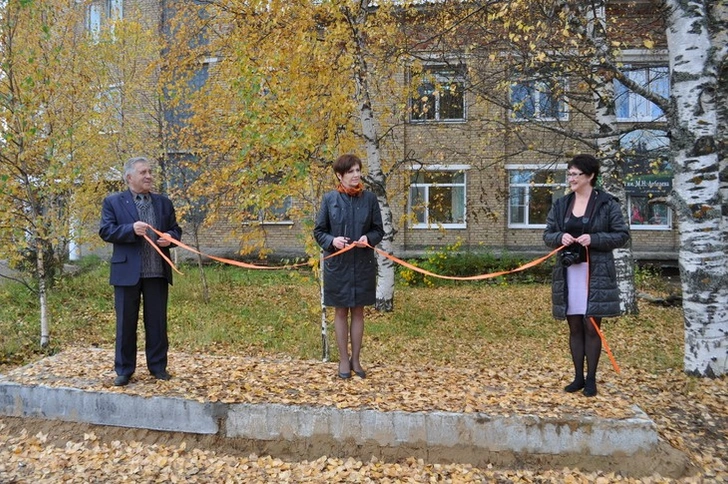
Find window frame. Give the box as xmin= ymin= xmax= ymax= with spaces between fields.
xmin=86 ymin=3 xmax=102 ymax=38
xmin=507 ymin=164 xmax=567 ymax=228
xmin=86 ymin=0 xmax=124 ymax=39
xmin=409 ymin=64 xmax=467 ymax=123
xmin=408 ymin=164 xmax=469 ymax=229
xmin=510 ymin=78 xmax=568 ymax=122
xmin=627 ymin=195 xmax=672 ymax=231
xmin=257 ymin=195 xmax=294 ymax=225
xmin=615 ymin=64 xmax=669 ymax=122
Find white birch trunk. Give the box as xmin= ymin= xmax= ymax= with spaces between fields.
xmin=711 ymin=0 xmax=728 ymax=287
xmin=36 ymin=244 xmax=50 ymax=348
xmin=665 ymin=0 xmax=727 ymax=376
xmin=360 ymin=104 xmax=396 ymax=312
xmin=320 ymin=250 xmax=329 ymax=361
xmin=585 ymin=1 xmax=638 ymax=315
xmin=347 ymin=3 xmax=396 ymax=311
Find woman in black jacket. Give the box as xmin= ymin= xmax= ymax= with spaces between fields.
xmin=314 ymin=154 xmax=384 ymax=380
xmin=543 ymin=154 xmax=630 ymax=397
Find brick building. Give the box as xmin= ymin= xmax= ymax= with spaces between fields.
xmin=85 ymin=0 xmax=677 ymax=264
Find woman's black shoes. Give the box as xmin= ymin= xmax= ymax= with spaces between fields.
xmin=338 ymin=361 xmax=351 ymax=379
xmin=338 ymin=360 xmax=365 ymax=379
xmin=564 ymin=377 xmax=597 ymax=396
xmin=350 ymin=360 xmax=366 ymax=379
xmin=583 ymin=378 xmax=597 ymax=397
xmin=564 ymin=379 xmax=585 ymax=393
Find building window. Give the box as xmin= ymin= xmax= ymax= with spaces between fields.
xmin=628 ymin=196 xmax=671 ymax=230
xmin=615 ymin=66 xmax=669 ymax=122
xmin=408 ymin=165 xmax=467 ymax=228
xmin=508 ymin=166 xmax=566 ymax=227
xmin=622 ymin=129 xmax=672 ymax=230
xmin=510 ymin=78 xmax=567 ymax=121
xmin=410 ymin=65 xmax=466 ymax=122
xmin=86 ymin=0 xmax=124 ymax=38
xmin=107 ymin=0 xmax=123 ymax=21
xmin=165 ymin=60 xmax=213 ymax=128
xmin=259 ymin=196 xmax=293 ymax=224
xmin=243 ymin=173 xmax=294 ymax=225
xmin=86 ymin=3 xmax=102 ymax=37
xmin=95 ymin=84 xmax=122 ymax=134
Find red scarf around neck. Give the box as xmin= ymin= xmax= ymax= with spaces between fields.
xmin=337 ymin=182 xmax=364 ymax=197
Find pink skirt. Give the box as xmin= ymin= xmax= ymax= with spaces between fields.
xmin=566 ymin=262 xmax=589 ymax=315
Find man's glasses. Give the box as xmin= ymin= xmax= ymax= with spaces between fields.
xmin=566 ymin=171 xmax=585 ymax=178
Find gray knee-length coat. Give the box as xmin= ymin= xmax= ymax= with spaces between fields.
xmin=543 ymin=190 xmax=630 ymax=319
xmin=313 ymin=190 xmax=384 ymax=308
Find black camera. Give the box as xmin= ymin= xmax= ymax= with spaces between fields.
xmin=561 ymin=244 xmax=586 ymax=267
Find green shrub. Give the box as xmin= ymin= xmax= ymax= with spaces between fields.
xmin=398 ymin=239 xmax=552 ymax=287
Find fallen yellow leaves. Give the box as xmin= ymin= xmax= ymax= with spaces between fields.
xmin=1 ymin=346 xmax=726 ymax=483
xmin=1 ymin=347 xmax=637 ymax=420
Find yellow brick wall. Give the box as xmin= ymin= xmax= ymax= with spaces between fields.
xmin=121 ymin=0 xmax=678 ymax=264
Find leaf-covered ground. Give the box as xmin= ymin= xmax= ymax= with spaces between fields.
xmin=3 ymin=347 xmax=641 ymax=418
xmin=1 ymin=271 xmax=725 ymax=482
xmin=1 ymin=347 xmax=726 ymax=483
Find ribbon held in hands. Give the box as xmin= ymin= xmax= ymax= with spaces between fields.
xmin=144 ymin=227 xmax=620 ymax=373
xmin=148 ymin=226 xmax=320 ymax=272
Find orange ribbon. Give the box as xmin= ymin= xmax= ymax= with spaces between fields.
xmin=148 ymin=227 xmax=355 ymax=273
xmin=143 ymin=234 xmax=183 ymax=275
xmin=365 ymin=243 xmax=563 ymax=281
xmin=148 ymin=227 xmax=312 ymax=271
xmin=589 ymin=315 xmax=620 ymax=374
xmin=145 ymin=228 xmax=619 ymax=372
xmin=584 ymin=248 xmax=621 ymax=374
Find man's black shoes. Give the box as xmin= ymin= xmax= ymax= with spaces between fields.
xmin=114 ymin=375 xmax=131 ymax=386
xmin=114 ymin=371 xmax=170 ymax=385
xmin=152 ymin=370 xmax=172 ymax=381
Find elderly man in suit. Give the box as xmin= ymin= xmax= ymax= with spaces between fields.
xmin=99 ymin=156 xmax=182 ymax=387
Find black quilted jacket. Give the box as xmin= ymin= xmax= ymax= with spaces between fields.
xmin=313 ymin=190 xmax=384 ymax=308
xmin=543 ymin=190 xmax=631 ymax=319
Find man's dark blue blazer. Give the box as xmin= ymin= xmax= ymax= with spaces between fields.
xmin=99 ymin=190 xmax=182 ymax=286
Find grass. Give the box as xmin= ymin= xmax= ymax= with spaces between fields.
xmin=0 ymin=256 xmax=685 ymax=376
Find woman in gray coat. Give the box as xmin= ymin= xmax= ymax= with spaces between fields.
xmin=314 ymin=154 xmax=384 ymax=380
xmin=543 ymin=154 xmax=630 ymax=397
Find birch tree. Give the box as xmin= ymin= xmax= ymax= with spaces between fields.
xmin=580 ymin=0 xmax=637 ymax=314
xmin=0 ymin=0 xmax=100 ymax=346
xmin=425 ymin=0 xmax=674 ymax=314
xmin=0 ymin=0 xmax=163 ymax=347
xmin=162 ymin=0 xmax=412 ymax=311
xmin=664 ymin=0 xmax=727 ymax=377
xmin=338 ymin=1 xmax=399 ymax=311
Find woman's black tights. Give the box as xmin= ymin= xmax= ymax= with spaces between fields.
xmin=566 ymin=315 xmax=602 ymax=386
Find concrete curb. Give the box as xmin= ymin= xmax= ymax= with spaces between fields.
xmin=0 ymin=382 xmax=221 ymax=434
xmin=0 ymin=380 xmax=658 ymax=457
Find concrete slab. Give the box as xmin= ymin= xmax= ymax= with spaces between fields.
xmin=0 ymin=349 xmax=667 ymax=473
xmin=0 ymin=381 xmax=220 ymax=434
xmin=0 ymin=378 xmax=658 ymax=458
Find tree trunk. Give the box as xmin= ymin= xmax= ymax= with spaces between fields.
xmin=585 ymin=0 xmax=638 ymax=315
xmin=665 ymin=0 xmax=727 ymax=377
xmin=359 ymin=101 xmax=396 ymax=312
xmin=36 ymin=241 xmax=50 ymax=348
xmin=346 ymin=3 xmax=396 ymax=312
xmin=320 ymin=251 xmax=329 ymax=362
xmin=191 ymin=227 xmax=210 ymax=303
